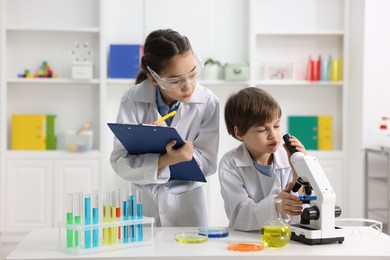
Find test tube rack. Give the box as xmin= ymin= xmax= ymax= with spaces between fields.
xmin=58 ymin=217 xmax=154 ymax=255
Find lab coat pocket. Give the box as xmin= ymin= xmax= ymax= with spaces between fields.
xmin=175 ymin=186 xmax=208 ymax=227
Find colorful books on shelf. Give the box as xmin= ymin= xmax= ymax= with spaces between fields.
xmin=288 ymin=115 xmax=333 ymax=150
xmin=11 ymin=114 xmax=57 ymax=150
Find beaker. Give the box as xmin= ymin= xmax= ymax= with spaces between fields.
xmin=260 ymin=198 xmax=291 ymax=248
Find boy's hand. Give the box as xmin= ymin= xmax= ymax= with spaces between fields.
xmin=276 ymin=182 xmax=303 ymax=216
xmin=283 ymin=135 xmax=306 ymax=156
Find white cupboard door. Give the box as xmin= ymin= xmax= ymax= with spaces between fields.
xmin=53 ymin=159 xmax=100 ymax=226
xmin=4 ymin=159 xmax=53 ymax=232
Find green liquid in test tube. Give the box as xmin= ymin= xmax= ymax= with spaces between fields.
xmin=73 ymin=192 xmax=82 ymax=247
xmin=66 ymin=193 xmax=73 ymax=248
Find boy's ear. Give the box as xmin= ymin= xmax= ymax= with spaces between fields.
xmin=234 ymin=126 xmax=244 ymax=141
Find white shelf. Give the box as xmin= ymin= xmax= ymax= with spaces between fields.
xmin=256 ymin=30 xmax=344 ymax=36
xmin=7 ymin=78 xmax=100 ymax=84
xmin=6 ymin=26 xmax=100 ymax=33
xmin=255 ymin=80 xmax=343 ymax=86
xmin=5 ymin=150 xmax=101 ymax=159
xmin=107 ymin=78 xmax=136 ymax=85
xmin=199 ymin=80 xmax=249 ymax=86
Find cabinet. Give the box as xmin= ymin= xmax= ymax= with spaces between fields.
xmin=0 ymin=0 xmax=105 ymax=239
xmin=248 ymin=0 xmax=349 ymax=207
xmin=3 ymin=154 xmax=100 ymax=237
xmin=365 ymin=148 xmax=390 ymax=235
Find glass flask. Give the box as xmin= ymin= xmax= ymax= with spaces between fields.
xmin=260 ymin=198 xmax=291 ymax=248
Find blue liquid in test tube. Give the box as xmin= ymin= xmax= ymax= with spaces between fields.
xmin=123 ymin=190 xmax=129 ymax=243
xmin=92 ymin=191 xmax=99 ymax=247
xmin=136 ymin=189 xmax=143 ymax=241
xmin=129 ymin=192 xmax=136 ymax=242
xmin=84 ymin=193 xmax=91 ymax=248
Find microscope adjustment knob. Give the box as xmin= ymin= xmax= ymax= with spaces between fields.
xmin=335 ymin=205 xmax=342 ymax=217
xmin=302 ymin=206 xmax=320 ymax=220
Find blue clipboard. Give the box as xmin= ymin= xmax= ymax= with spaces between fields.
xmin=107 ymin=123 xmax=206 ymax=182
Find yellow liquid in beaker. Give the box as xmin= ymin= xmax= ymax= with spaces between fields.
xmin=261 ymin=225 xmax=291 ymax=248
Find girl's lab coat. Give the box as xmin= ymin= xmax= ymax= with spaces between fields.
xmin=218 ymin=144 xmax=299 ymax=231
xmin=110 ymin=80 xmax=219 ymax=227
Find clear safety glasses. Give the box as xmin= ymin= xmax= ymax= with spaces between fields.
xmin=147 ymin=53 xmax=204 ymax=91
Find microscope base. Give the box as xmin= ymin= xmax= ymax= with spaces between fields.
xmin=291 ymin=224 xmax=344 ymax=245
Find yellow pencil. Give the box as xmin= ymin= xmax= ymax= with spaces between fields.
xmin=155 ymin=110 xmax=177 ymax=123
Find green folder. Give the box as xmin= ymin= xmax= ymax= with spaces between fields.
xmin=288 ymin=116 xmax=318 ymax=150
xmin=46 ymin=114 xmax=57 ymax=150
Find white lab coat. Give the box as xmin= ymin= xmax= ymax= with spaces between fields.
xmin=110 ymin=80 xmax=219 ymax=227
xmin=218 ymin=143 xmax=299 ymax=231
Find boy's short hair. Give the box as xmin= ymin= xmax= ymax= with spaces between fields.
xmin=224 ymin=87 xmax=282 ymax=140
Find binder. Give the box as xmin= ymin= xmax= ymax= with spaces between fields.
xmin=318 ymin=116 xmax=333 ymax=150
xmin=12 ymin=114 xmax=46 ymax=150
xmin=288 ymin=116 xmax=318 ymax=150
xmin=107 ymin=123 xmax=206 ymax=182
xmin=108 ymin=44 xmax=143 ymax=79
xmin=46 ymin=114 xmax=57 ymax=150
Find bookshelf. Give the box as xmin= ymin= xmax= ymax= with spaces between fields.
xmin=0 ymin=0 xmax=352 ymax=240
xmin=248 ymin=0 xmax=350 ymax=209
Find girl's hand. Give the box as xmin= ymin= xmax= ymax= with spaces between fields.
xmin=165 ymin=140 xmax=193 ymax=163
xmin=158 ymin=140 xmax=194 ymax=168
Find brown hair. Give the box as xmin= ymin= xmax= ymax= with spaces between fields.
xmin=136 ymin=29 xmax=192 ymax=84
xmin=224 ymin=87 xmax=282 ymax=140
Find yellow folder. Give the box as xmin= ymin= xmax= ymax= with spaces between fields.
xmin=318 ymin=116 xmax=333 ymax=150
xmin=12 ymin=114 xmax=46 ymax=150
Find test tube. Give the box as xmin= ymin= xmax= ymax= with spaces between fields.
xmin=66 ymin=193 xmax=73 ymax=248
xmin=92 ymin=191 xmax=99 ymax=248
xmin=136 ymin=189 xmax=143 ymax=241
xmin=110 ymin=191 xmax=118 ymax=245
xmin=73 ymin=192 xmax=82 ymax=247
xmin=115 ymin=190 xmax=121 ymax=240
xmin=122 ymin=190 xmax=129 ymax=243
xmin=129 ymin=190 xmax=136 ymax=242
xmin=103 ymin=191 xmax=111 ymax=245
xmin=84 ymin=193 xmax=91 ymax=248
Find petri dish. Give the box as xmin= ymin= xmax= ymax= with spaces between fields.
xmin=199 ymin=227 xmax=229 ymax=238
xmin=175 ymin=232 xmax=208 ymax=244
xmin=227 ymin=242 xmax=264 ymax=252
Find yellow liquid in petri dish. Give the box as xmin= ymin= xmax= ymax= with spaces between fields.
xmin=175 ymin=232 xmax=208 ymax=244
xmin=260 ymin=225 xmax=291 ymax=248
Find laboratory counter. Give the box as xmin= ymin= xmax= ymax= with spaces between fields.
xmin=5 ymin=226 xmax=390 ymax=260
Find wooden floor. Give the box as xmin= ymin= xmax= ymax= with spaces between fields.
xmin=0 ymin=243 xmax=18 ymax=260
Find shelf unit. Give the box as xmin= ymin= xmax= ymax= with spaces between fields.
xmin=364 ymin=148 xmax=390 ymax=235
xmin=0 ymin=0 xmax=105 ymax=239
xmin=248 ymin=0 xmax=350 ymax=207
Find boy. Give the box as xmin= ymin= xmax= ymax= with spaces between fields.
xmin=219 ymin=87 xmax=304 ymax=231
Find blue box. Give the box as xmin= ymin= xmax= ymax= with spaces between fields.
xmin=109 ymin=44 xmax=142 ymax=79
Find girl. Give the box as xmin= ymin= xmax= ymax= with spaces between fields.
xmin=110 ymin=29 xmax=220 ymax=227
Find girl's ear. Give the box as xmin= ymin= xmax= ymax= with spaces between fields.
xmin=146 ymin=73 xmax=158 ymax=85
xmin=234 ymin=126 xmax=244 ymax=141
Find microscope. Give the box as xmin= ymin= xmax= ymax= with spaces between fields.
xmin=283 ymin=134 xmax=344 ymax=245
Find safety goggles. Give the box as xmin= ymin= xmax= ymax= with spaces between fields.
xmin=147 ymin=53 xmax=204 ymax=91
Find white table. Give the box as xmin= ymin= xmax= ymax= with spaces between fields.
xmin=5 ymin=227 xmax=390 ymax=260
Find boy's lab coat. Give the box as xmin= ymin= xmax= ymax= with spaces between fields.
xmin=110 ymin=80 xmax=219 ymax=227
xmin=219 ymin=144 xmax=298 ymax=231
